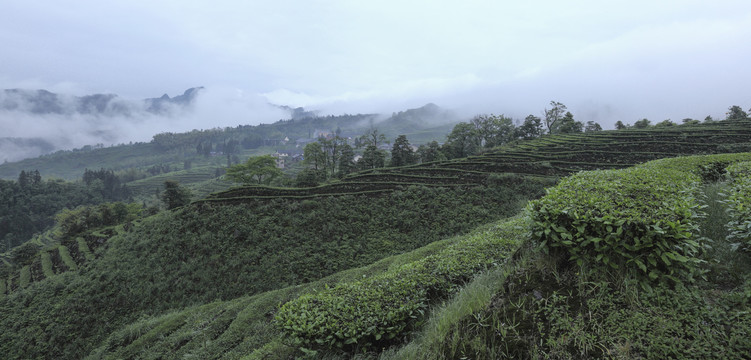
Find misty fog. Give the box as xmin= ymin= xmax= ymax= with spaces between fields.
xmin=0 ymin=87 xmax=289 ymax=163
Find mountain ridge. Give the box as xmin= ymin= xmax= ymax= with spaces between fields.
xmin=1 ymin=87 xmax=204 ymax=116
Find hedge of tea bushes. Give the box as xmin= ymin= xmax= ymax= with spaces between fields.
xmin=724 ymin=161 xmax=751 ymax=251
xmin=528 ymin=153 xmax=751 ymax=285
xmin=527 ymin=165 xmax=704 ymax=284
xmin=637 ymin=153 xmax=751 ymax=182
xmin=274 ymin=219 xmax=524 ymax=355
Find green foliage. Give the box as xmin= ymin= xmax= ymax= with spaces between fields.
xmin=82 ymin=168 xmax=132 ymax=201
xmin=161 ymin=180 xmax=192 ymax=210
xmin=638 ymin=153 xmax=751 ymax=182
xmin=0 ymin=175 xmax=111 ymax=250
xmin=633 ymin=118 xmax=651 ymax=128
xmin=515 ymin=115 xmax=543 ymax=140
xmin=416 ymin=141 xmax=446 ymax=163
xmin=724 ymin=161 xmax=751 ymax=252
xmin=89 ymin=221 xmax=491 ymax=360
xmin=470 ymin=114 xmax=515 ymax=148
xmin=78 ymin=237 xmax=96 ymax=262
xmin=0 ymin=183 xmax=539 ymax=359
xmin=444 ymin=123 xmax=480 ymax=159
xmin=19 ymin=265 xmax=31 ymax=287
xmin=295 ymin=168 xmax=326 ymax=187
xmin=544 ymin=101 xmax=567 ymax=134
xmin=40 ymin=250 xmax=54 ymax=277
xmin=551 ymin=112 xmax=583 ymax=134
xmin=226 ymin=155 xmax=283 ymax=185
xmin=337 ymin=143 xmax=357 ymax=177
xmin=58 ymin=245 xmax=78 ymax=271
xmin=528 ymin=165 xmax=705 ymax=286
xmin=55 ymin=202 xmax=142 ymax=240
xmin=389 ymin=135 xmax=417 ymax=167
xmin=584 ymin=121 xmax=603 ymax=132
xmin=10 ymin=241 xmax=41 ymax=266
xmin=3 ymin=123 xmax=751 ymax=359
xmin=275 ymin=218 xmax=524 ymax=355
xmin=359 ymin=145 xmax=386 ymax=170
xmin=726 ymin=105 xmax=749 ymax=121
xmin=448 ymin=266 xmax=751 ymax=359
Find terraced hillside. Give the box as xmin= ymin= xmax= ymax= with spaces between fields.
xmin=204 ymin=121 xmax=751 ymax=203
xmin=86 ymin=153 xmax=751 ymax=359
xmin=1 ymin=228 xmax=113 ymax=296
xmin=2 ymin=120 xmax=751 ymax=359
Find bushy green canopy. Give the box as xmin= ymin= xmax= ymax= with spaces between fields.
xmin=226 ymin=155 xmax=282 ymax=185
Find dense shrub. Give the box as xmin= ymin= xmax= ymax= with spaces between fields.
xmin=528 ymin=166 xmax=705 ymax=286
xmin=275 ymin=218 xmax=524 ymax=355
xmin=724 ymin=161 xmax=751 ymax=252
xmin=638 ymin=152 xmax=751 ymax=182
xmin=54 ymin=202 xmax=142 ymax=240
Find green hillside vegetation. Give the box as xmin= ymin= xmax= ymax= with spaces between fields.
xmin=205 ymin=119 xmax=751 ymax=204
xmin=391 ymin=153 xmax=751 ymax=359
xmin=0 ymin=168 xmax=133 ymax=251
xmin=74 ymin=153 xmax=751 ymax=359
xmin=1 ymin=117 xmax=751 ymax=359
xmin=0 ymin=105 xmax=459 ymax=182
xmin=0 ymin=180 xmax=544 ymax=358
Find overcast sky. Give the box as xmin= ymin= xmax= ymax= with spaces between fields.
xmin=2 ymin=0 xmax=751 ymax=128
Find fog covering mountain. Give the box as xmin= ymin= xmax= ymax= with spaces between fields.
xmin=0 ymin=87 xmax=293 ymax=163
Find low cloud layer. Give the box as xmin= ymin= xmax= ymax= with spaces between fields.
xmin=0 ymin=87 xmax=290 ymax=163
xmin=1 ymin=1 xmax=750 ymax=161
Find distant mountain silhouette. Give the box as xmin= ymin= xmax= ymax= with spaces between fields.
xmin=0 ymin=87 xmax=204 ymax=116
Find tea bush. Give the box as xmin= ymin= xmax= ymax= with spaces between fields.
xmin=724 ymin=161 xmax=751 ymax=252
xmin=274 ymin=218 xmax=524 ymax=355
xmin=638 ymin=152 xmax=751 ymax=182
xmin=528 ymin=166 xmax=704 ymax=286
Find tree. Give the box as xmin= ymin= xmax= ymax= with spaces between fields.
xmin=417 ymin=141 xmax=446 ymax=163
xmin=295 ymin=168 xmax=325 ymax=187
xmin=682 ymin=118 xmax=700 ymax=125
xmin=654 ymin=119 xmax=675 ymax=127
xmin=320 ymin=136 xmax=345 ymax=178
xmin=515 ymin=115 xmax=543 ymax=140
xmin=359 ymin=145 xmax=386 ymax=170
xmin=471 ymin=114 xmax=515 ymax=148
xmin=18 ymin=170 xmax=29 ymax=188
xmin=544 ymin=101 xmax=567 ymax=134
xmin=444 ymin=122 xmax=480 ymax=159
xmin=614 ymin=121 xmax=627 ymax=130
xmin=726 ymin=105 xmax=748 ymax=121
xmin=389 ymin=135 xmax=416 ymax=167
xmin=223 ymin=139 xmax=239 ymax=167
xmin=226 ymin=155 xmax=283 ymax=185
xmin=360 ymin=128 xmax=388 ymax=148
xmin=337 ymin=143 xmax=356 ymax=177
xmin=553 ymin=112 xmax=583 ymax=133
xmin=161 ymin=180 xmax=192 ymax=210
xmin=584 ymin=121 xmax=603 ymax=132
xmin=303 ymin=142 xmax=326 ymax=172
xmin=633 ymin=118 xmax=651 ymax=129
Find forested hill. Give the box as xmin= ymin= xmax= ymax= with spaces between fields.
xmin=0 ymin=103 xmax=460 ymax=181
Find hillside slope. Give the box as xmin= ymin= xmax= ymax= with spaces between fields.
xmin=1 ymin=121 xmax=750 ymax=359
